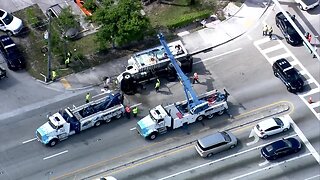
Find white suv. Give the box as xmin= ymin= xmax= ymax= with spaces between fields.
xmin=0 ymin=9 xmax=23 ymax=35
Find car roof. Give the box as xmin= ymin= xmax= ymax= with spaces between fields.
xmin=275 ymin=58 xmax=291 ymax=69
xmin=258 ymin=118 xmax=278 ymax=130
xmin=198 ymin=131 xmax=226 ymax=148
xmin=265 ymin=139 xmax=288 ymax=152
xmin=0 ymin=35 xmax=15 ymax=47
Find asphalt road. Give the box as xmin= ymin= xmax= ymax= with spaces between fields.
xmin=0 ymin=2 xmax=319 ymax=180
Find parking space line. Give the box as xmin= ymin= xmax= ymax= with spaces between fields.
xmin=305 ymin=174 xmax=320 ymax=180
xmin=286 ymin=115 xmax=320 ymax=164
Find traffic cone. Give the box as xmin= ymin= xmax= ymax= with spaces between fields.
xmin=308 ymin=97 xmax=313 ymax=104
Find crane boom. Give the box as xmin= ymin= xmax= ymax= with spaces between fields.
xmin=158 ymin=33 xmax=204 ymax=111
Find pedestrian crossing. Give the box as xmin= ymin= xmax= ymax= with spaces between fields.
xmin=254 ymin=37 xmax=320 ymax=120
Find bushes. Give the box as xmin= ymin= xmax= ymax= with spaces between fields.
xmin=166 ymin=10 xmax=211 ymax=29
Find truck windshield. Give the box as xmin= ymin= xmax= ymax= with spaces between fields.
xmin=48 ymin=119 xmax=58 ymax=129
xmin=149 ymin=111 xmax=157 ymax=122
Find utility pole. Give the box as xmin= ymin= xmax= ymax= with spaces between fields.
xmin=46 ymin=11 xmax=52 ymax=82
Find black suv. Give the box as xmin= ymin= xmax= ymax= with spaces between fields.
xmin=273 ymin=58 xmax=304 ymax=93
xmin=275 ymin=12 xmax=303 ymax=46
xmin=0 ymin=35 xmax=25 ymax=70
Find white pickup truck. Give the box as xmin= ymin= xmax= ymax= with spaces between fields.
xmin=295 ymin=0 xmax=319 ymax=10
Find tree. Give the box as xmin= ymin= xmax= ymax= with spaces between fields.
xmin=94 ymin=0 xmax=151 ymax=49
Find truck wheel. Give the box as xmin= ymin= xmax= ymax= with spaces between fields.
xmin=148 ymin=132 xmax=158 ymax=140
xmin=196 ymin=115 xmax=204 ymax=121
xmin=273 ymin=71 xmax=278 ymax=77
xmin=48 ymin=139 xmax=58 ymax=147
xmin=105 ymin=118 xmax=111 ymax=123
xmin=206 ymin=114 xmax=214 ymax=119
xmin=94 ymin=121 xmax=102 ymax=127
xmin=115 ymin=113 xmax=122 ymax=119
xmin=206 ymin=153 xmax=213 ymax=158
xmin=217 ymin=109 xmax=225 ymax=116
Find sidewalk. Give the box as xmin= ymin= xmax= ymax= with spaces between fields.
xmin=50 ymin=0 xmax=272 ymax=91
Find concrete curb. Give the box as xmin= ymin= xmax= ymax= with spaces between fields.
xmin=190 ymin=1 xmax=272 ymax=56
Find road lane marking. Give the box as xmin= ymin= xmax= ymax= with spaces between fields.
xmin=194 ymin=48 xmax=242 ymax=65
xmin=130 ymin=127 xmax=136 ymax=131
xmin=258 ymin=159 xmax=269 ymax=167
xmin=229 ymin=153 xmax=312 ymax=180
xmin=43 ymin=150 xmax=68 ymax=160
xmin=287 ymin=115 xmax=320 ymax=164
xmin=299 ymin=87 xmax=320 ymax=97
xmin=305 ymin=174 xmax=320 ymax=180
xmin=246 ymin=129 xmax=259 ymax=146
xmin=60 ymin=78 xmax=72 ymax=89
xmin=261 ymin=44 xmax=283 ymax=54
xmin=22 ymin=138 xmax=36 ymax=144
xmin=158 ymin=134 xmax=298 ymax=180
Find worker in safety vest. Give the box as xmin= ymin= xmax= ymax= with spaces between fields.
xmin=125 ymin=106 xmax=131 ymax=119
xmin=132 ymin=107 xmax=138 ymax=117
xmin=155 ymin=79 xmax=160 ymax=92
xmin=52 ymin=70 xmax=58 ymax=81
xmin=193 ymin=72 xmax=199 ymax=84
xmin=85 ymin=93 xmax=91 ymax=103
xmin=65 ymin=57 xmax=70 ymax=68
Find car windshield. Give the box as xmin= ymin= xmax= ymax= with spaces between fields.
xmin=222 ymin=132 xmax=231 ymax=142
xmin=2 ymin=13 xmax=14 ymax=25
xmin=283 ymin=139 xmax=292 ymax=148
xmin=48 ymin=119 xmax=58 ymax=129
xmin=274 ymin=118 xmax=284 ymax=127
xmin=286 ymin=68 xmax=300 ymax=80
xmin=266 ymin=145 xmax=273 ymax=152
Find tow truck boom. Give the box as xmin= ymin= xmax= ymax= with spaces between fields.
xmin=158 ymin=33 xmax=204 ymax=112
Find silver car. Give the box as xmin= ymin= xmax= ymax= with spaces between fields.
xmin=195 ymin=131 xmax=237 ymax=158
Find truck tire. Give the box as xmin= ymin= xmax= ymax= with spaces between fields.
xmin=217 ymin=109 xmax=225 ymax=116
xmin=94 ymin=121 xmax=102 ymax=127
xmin=105 ymin=118 xmax=111 ymax=123
xmin=121 ymin=72 xmax=136 ymax=95
xmin=148 ymin=132 xmax=158 ymax=140
xmin=196 ymin=115 xmax=204 ymax=121
xmin=206 ymin=114 xmax=214 ymax=119
xmin=48 ymin=139 xmax=58 ymax=147
xmin=115 ymin=113 xmax=122 ymax=119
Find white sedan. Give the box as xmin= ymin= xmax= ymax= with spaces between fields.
xmin=254 ymin=116 xmax=291 ymax=139
xmin=0 ymin=9 xmax=23 ymax=35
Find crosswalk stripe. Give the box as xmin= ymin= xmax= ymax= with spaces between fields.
xmin=261 ymin=44 xmax=283 ymax=54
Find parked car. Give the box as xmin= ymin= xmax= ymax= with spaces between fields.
xmin=254 ymin=116 xmax=291 ymax=139
xmin=295 ymin=0 xmax=320 ymax=10
xmin=273 ymin=58 xmax=304 ymax=93
xmin=74 ymin=0 xmax=93 ymax=16
xmin=0 ymin=9 xmax=23 ymax=35
xmin=195 ymin=131 xmax=237 ymax=158
xmin=261 ymin=137 xmax=302 ymax=160
xmin=275 ymin=12 xmax=303 ymax=46
xmin=0 ymin=65 xmax=7 ymax=79
xmin=0 ymin=35 xmax=25 ymax=70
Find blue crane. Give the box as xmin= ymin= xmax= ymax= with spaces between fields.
xmin=157 ymin=33 xmax=205 ymax=112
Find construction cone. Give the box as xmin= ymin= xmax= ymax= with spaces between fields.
xmin=308 ymin=97 xmax=313 ymax=104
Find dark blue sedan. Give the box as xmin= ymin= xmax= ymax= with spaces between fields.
xmin=261 ymin=137 xmax=302 ymax=160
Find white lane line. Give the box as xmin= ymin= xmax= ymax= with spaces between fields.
xmin=253 ymin=37 xmax=270 ymax=46
xmin=310 ymin=101 xmax=320 ymax=109
xmin=261 ymin=44 xmax=283 ymax=54
xmin=43 ymin=150 xmax=68 ymax=160
xmin=299 ymin=87 xmax=320 ymax=97
xmin=22 ymin=138 xmax=37 ymax=144
xmin=194 ymin=48 xmax=242 ymax=65
xmin=130 ymin=127 xmax=136 ymax=131
xmin=130 ymin=103 xmax=142 ymax=108
xmin=286 ymin=115 xmax=320 ymax=164
xmin=229 ymin=153 xmax=312 ymax=180
xmin=268 ymin=53 xmax=291 ymax=62
xmin=305 ymin=174 xmax=320 ymax=180
xmin=92 ymin=91 xmax=110 ymax=99
xmin=246 ymin=129 xmax=259 ymax=146
xmin=258 ymin=159 xmax=269 ymax=167
xmin=158 ymin=134 xmax=298 ymax=180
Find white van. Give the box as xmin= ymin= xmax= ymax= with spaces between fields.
xmin=0 ymin=9 xmax=23 ymax=35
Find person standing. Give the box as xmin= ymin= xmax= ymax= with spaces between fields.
xmin=125 ymin=106 xmax=131 ymax=119
xmin=65 ymin=57 xmax=70 ymax=68
xmin=52 ymin=70 xmax=57 ymax=82
xmin=193 ymin=72 xmax=199 ymax=84
xmin=85 ymin=93 xmax=91 ymax=103
xmin=307 ymin=34 xmax=312 ymax=43
xmin=132 ymin=107 xmax=138 ymax=117
xmin=263 ymin=25 xmax=268 ymax=36
xmin=155 ymin=79 xmax=160 ymax=92
xmin=268 ymin=26 xmax=273 ymax=39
